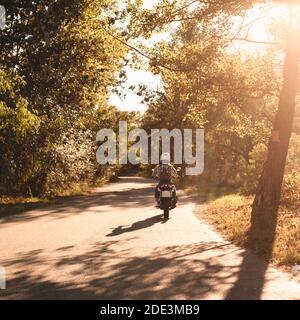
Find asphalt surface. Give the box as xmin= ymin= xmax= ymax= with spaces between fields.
xmin=0 ymin=177 xmax=299 ymax=300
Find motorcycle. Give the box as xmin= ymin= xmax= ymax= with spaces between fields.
xmin=153 ymin=167 xmax=181 ymax=219
xmin=157 ymin=182 xmax=177 ymax=219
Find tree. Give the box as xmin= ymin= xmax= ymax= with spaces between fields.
xmin=0 ymin=0 xmax=129 ymax=195
xmin=132 ymin=0 xmax=300 ymax=208
xmin=251 ymin=25 xmax=300 ymax=237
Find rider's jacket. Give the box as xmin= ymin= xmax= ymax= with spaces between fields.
xmin=152 ymin=164 xmax=178 ymax=183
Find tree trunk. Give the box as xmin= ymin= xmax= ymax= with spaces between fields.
xmin=251 ymin=27 xmax=300 ymax=241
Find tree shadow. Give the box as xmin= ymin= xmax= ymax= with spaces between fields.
xmin=1 ymin=240 xmax=240 ymax=300
xmin=0 ymin=177 xmax=156 ymax=224
xmin=191 ymin=182 xmax=237 ymax=204
xmin=225 ymin=207 xmax=279 ymax=300
xmin=192 ymin=183 xmax=280 ymax=300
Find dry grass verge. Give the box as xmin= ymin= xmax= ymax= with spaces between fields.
xmin=0 ymin=179 xmax=107 ymax=218
xmin=195 ymin=193 xmax=300 ymax=268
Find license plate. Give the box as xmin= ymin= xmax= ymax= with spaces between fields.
xmin=161 ymin=191 xmax=171 ymax=198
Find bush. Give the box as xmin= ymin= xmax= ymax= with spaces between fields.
xmin=281 ymin=172 xmax=300 ymax=208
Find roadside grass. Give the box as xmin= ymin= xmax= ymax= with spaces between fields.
xmin=192 ymin=188 xmax=300 ymax=268
xmin=0 ymin=179 xmax=107 ymax=218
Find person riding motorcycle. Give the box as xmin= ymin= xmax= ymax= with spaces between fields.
xmin=152 ymin=153 xmax=178 ymax=208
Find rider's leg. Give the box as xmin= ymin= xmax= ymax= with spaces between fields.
xmin=155 ymin=184 xmax=160 ymax=207
xmin=171 ymin=187 xmax=177 ymax=208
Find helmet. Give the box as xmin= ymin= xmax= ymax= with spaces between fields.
xmin=160 ymin=152 xmax=170 ymax=164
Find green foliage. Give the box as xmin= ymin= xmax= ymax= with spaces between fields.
xmin=141 ymin=36 xmax=279 ymax=192
xmin=1 ymin=0 xmax=299 ymax=205
xmin=139 ymin=0 xmax=299 ymax=206
xmin=0 ymin=68 xmax=40 ymax=194
xmin=0 ymin=0 xmax=130 ymax=196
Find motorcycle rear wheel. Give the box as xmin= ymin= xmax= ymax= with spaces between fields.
xmin=163 ymin=208 xmax=169 ymax=219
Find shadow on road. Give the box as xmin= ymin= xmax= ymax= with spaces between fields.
xmin=0 ymin=177 xmax=155 ymax=224
xmin=106 ymin=215 xmax=165 ymax=237
xmin=225 ymin=206 xmax=279 ymax=300
xmin=1 ymin=240 xmax=239 ymax=300
xmin=0 ymin=177 xmax=283 ymax=300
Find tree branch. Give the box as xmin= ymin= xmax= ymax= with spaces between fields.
xmin=100 ymin=25 xmax=183 ymax=73
xmin=225 ymin=37 xmax=279 ymax=45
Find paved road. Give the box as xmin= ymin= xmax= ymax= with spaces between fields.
xmin=0 ymin=177 xmax=299 ymax=300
